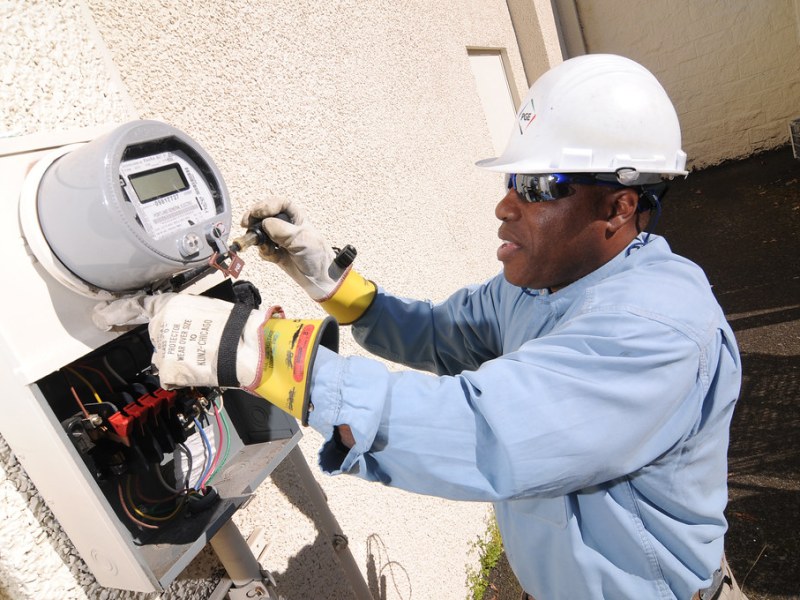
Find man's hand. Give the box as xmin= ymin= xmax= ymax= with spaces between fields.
xmin=242 ymin=198 xmax=377 ymax=324
xmin=336 ymin=425 xmax=356 ymax=449
xmin=242 ymin=197 xmax=340 ymax=300
xmin=93 ymin=293 xmax=247 ymax=387
xmin=92 ymin=293 xmax=338 ymax=424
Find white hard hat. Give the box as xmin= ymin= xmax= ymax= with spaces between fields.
xmin=476 ymin=54 xmax=688 ymax=182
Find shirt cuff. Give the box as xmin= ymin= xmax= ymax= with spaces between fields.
xmin=308 ymin=346 xmax=388 ymax=475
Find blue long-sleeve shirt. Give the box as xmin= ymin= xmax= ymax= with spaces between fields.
xmin=307 ymin=235 xmax=741 ymax=600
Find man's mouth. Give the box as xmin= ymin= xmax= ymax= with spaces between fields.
xmin=497 ymin=238 xmax=522 ymax=261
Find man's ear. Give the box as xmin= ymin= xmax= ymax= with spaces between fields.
xmin=606 ymin=188 xmax=640 ymax=233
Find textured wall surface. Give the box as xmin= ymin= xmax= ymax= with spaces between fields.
xmin=1 ymin=1 xmax=535 ymax=599
xmin=507 ymin=0 xmax=563 ymax=86
xmin=84 ymin=5 xmax=530 ymax=599
xmin=0 ymin=0 xmax=135 ymax=137
xmin=573 ymin=0 xmax=800 ymax=169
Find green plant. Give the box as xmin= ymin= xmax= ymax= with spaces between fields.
xmin=466 ymin=514 xmax=504 ymax=600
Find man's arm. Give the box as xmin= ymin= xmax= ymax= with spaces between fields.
xmin=347 ymin=279 xmax=507 ymax=376
xmin=308 ymin=310 xmax=711 ymax=502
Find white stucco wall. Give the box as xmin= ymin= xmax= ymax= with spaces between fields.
xmin=1 ymin=1 xmax=543 ymax=599
xmin=571 ymin=0 xmax=800 ymax=169
xmin=85 ymin=3 xmax=532 ymax=598
xmin=0 ymin=0 xmax=136 ymax=136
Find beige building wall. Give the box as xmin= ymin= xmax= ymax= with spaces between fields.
xmin=558 ymin=0 xmax=800 ymax=169
xmin=1 ymin=1 xmax=556 ymax=599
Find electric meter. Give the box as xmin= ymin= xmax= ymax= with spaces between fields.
xmin=20 ymin=120 xmax=232 ymax=297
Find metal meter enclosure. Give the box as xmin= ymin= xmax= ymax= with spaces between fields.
xmin=0 ymin=124 xmax=303 ymax=593
xmin=26 ymin=120 xmax=231 ymax=296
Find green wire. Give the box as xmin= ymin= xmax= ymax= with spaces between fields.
xmin=207 ymin=405 xmax=232 ymax=483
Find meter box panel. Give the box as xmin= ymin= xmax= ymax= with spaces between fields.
xmin=31 ymin=279 xmax=300 ymax=588
xmin=0 ymin=122 xmax=302 ymax=592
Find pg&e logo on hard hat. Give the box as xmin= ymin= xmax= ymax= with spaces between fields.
xmin=518 ymin=99 xmax=536 ymax=134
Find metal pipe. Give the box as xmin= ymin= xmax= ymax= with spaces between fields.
xmin=209 ymin=519 xmax=263 ymax=588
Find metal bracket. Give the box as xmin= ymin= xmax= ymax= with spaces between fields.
xmin=223 ymin=570 xmax=280 ymax=600
xmin=209 ymin=251 xmax=245 ymax=279
xmin=209 ymin=523 xmax=283 ymax=600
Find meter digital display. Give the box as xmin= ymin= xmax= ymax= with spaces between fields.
xmin=128 ymin=163 xmax=189 ymax=203
xmin=120 ymin=150 xmax=219 ymax=242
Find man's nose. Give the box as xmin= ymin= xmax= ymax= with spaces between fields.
xmin=496 ymin=188 xmax=522 ymax=222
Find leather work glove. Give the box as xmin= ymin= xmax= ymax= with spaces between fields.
xmin=242 ymin=197 xmax=376 ymax=324
xmin=92 ymin=293 xmax=338 ymax=425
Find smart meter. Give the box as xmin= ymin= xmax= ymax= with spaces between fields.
xmin=20 ymin=120 xmax=232 ymax=297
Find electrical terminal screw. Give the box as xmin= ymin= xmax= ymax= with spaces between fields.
xmin=84 ymin=414 xmax=103 ymax=428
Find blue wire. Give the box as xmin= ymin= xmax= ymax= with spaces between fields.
xmin=192 ymin=417 xmax=216 ymax=491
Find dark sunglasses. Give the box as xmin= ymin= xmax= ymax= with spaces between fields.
xmin=506 ymin=173 xmax=626 ymax=203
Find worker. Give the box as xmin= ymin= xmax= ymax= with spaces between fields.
xmin=94 ymin=54 xmax=747 ymax=600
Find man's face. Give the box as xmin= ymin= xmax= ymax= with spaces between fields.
xmin=495 ymin=184 xmax=613 ymax=290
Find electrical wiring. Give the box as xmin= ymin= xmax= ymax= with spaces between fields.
xmin=60 ymin=369 xmax=94 ymax=420
xmin=154 ymin=464 xmax=183 ymax=495
xmin=124 ymin=476 xmax=184 ymax=522
xmin=192 ymin=416 xmax=215 ymax=491
xmin=69 ymin=386 xmax=92 ymax=421
xmin=102 ymin=355 xmax=127 ymax=385
xmin=60 ymin=354 xmax=228 ymax=532
xmin=64 ymin=366 xmax=104 ymax=403
xmin=102 ymin=344 xmax=141 ymax=385
xmin=74 ymin=364 xmax=114 ymax=394
xmin=137 ymin=471 xmax=180 ymax=503
xmin=117 ymin=481 xmax=159 ymax=530
xmin=206 ymin=401 xmax=232 ymax=486
xmin=53 ymin=333 xmax=237 ymax=535
xmin=200 ymin=401 xmax=227 ymax=490
xmin=178 ymin=442 xmax=192 ymax=491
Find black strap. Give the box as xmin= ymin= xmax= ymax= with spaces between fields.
xmin=217 ymin=303 xmax=252 ymax=387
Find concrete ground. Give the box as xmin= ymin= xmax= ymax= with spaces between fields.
xmin=484 ymin=146 xmax=800 ymax=600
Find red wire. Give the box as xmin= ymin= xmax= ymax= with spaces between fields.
xmin=69 ymin=386 xmax=92 ymax=420
xmin=74 ymin=364 xmax=114 ymax=394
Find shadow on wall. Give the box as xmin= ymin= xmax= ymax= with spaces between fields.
xmin=269 ymin=457 xmax=413 ymax=600
xmin=267 ymin=455 xmax=356 ymax=599
xmin=365 ymin=533 xmax=412 ymax=600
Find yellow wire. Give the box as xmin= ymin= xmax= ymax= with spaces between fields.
xmin=64 ymin=367 xmax=103 ymax=403
xmin=125 ymin=476 xmax=183 ymax=522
